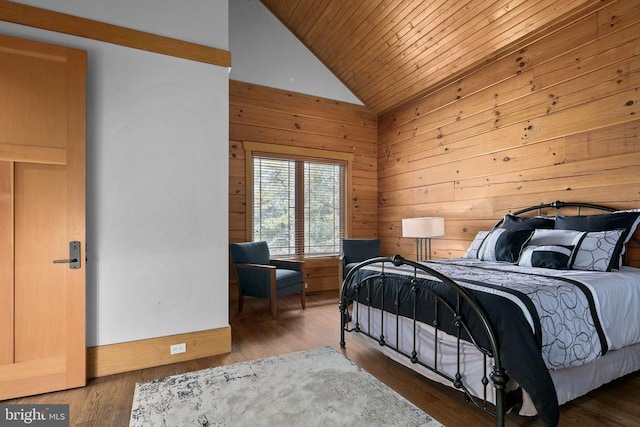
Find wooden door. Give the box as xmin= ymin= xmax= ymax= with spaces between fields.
xmin=0 ymin=34 xmax=86 ymax=399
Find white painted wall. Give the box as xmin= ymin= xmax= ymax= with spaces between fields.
xmin=1 ymin=0 xmax=360 ymax=349
xmin=229 ymin=0 xmax=362 ymax=105
xmin=1 ymin=0 xmax=230 ymax=346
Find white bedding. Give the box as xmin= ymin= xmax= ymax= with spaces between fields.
xmin=433 ymin=260 xmax=640 ymax=351
xmin=543 ymin=265 xmax=640 ymax=350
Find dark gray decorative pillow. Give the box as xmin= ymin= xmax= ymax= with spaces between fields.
xmin=518 ymin=245 xmax=574 ymax=269
xmin=463 ymin=231 xmax=490 ymax=259
xmin=556 ymin=210 xmax=640 ymax=268
xmin=571 ymin=229 xmax=626 ymax=272
xmin=502 ymin=214 xmax=555 ymax=230
xmin=479 ymin=229 xmax=534 ymax=263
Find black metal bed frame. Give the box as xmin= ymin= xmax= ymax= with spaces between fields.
xmin=339 ymin=255 xmax=509 ymax=426
xmin=339 ymin=201 xmax=631 ymax=427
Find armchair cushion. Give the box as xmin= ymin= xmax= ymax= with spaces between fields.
xmin=230 ymin=241 xmax=271 ymax=265
xmin=275 ymin=269 xmax=304 ymax=292
xmin=341 ymin=238 xmax=381 ymax=278
xmin=230 ymin=241 xmax=305 ymax=299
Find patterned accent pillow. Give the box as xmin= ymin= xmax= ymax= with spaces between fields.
xmin=556 ymin=210 xmax=640 ymax=268
xmin=518 ymin=245 xmax=574 ymax=269
xmin=478 ymin=229 xmax=534 ymax=263
xmin=571 ymin=229 xmax=626 ymax=272
xmin=463 ymin=231 xmax=490 ymax=259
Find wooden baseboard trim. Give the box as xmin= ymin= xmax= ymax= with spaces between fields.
xmin=87 ymin=327 xmax=231 ymax=378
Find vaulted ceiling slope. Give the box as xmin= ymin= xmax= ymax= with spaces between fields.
xmin=261 ymin=0 xmax=608 ymax=114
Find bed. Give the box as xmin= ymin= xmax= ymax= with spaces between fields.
xmin=339 ymin=201 xmax=640 ymax=427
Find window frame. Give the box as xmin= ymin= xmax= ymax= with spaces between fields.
xmin=243 ymin=141 xmax=354 ymax=258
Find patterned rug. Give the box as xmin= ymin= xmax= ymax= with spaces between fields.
xmin=129 ymin=346 xmax=442 ymax=426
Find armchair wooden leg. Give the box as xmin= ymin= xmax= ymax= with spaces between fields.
xmin=238 ymin=294 xmax=244 ymax=313
xmin=300 ymin=266 xmax=306 ymax=311
xmin=270 ymin=269 xmax=277 ymax=319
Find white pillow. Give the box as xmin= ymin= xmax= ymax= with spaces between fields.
xmin=463 ymin=231 xmax=490 ymax=259
xmin=528 ymin=229 xmax=583 ymax=246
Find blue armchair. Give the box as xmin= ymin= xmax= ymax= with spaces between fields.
xmin=229 ymin=241 xmax=305 ymax=319
xmin=339 ymin=238 xmax=381 ymax=280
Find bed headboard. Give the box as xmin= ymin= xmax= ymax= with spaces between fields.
xmin=492 ymin=201 xmax=640 ymax=267
xmin=492 ymin=200 xmax=617 ymax=229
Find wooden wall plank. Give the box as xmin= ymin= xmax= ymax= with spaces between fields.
xmin=534 ymin=21 xmax=640 ymax=90
xmin=263 ymin=0 xmax=613 ymax=114
xmin=229 ymin=123 xmax=376 ymax=159
xmin=377 ymin=0 xmax=640 ymax=265
xmin=230 ymin=104 xmax=375 ymax=142
xmin=379 ymin=16 xmax=637 ymax=168
xmin=369 ymin=0 xmax=605 ymax=113
xmin=230 ymin=81 xmax=377 ymax=124
xmin=229 ymin=81 xmax=377 ymax=294
xmin=597 ymin=0 xmax=640 ymax=37
xmin=564 ymin=121 xmax=639 ymax=161
xmin=455 ymin=152 xmax=640 ymax=201
xmin=368 ymin=0 xmax=541 ymax=107
xmin=378 ymin=13 xmax=599 ymax=135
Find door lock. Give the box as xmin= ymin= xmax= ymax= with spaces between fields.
xmin=53 ymin=241 xmax=81 ymax=269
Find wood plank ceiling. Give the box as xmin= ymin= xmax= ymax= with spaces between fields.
xmin=260 ymin=0 xmax=610 ymax=114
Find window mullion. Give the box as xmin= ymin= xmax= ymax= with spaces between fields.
xmin=295 ymin=160 xmax=304 ymax=256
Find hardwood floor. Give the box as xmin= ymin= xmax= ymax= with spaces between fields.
xmin=3 ymin=291 xmax=639 ymax=426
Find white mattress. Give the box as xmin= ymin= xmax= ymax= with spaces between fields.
xmin=351 ymin=307 xmax=640 ymax=417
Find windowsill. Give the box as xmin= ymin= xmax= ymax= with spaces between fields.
xmin=272 ymin=254 xmax=341 ymax=261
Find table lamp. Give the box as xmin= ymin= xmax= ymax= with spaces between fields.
xmin=402 ymin=217 xmax=445 ymax=261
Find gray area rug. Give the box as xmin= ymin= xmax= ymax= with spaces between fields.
xmin=129 ymin=346 xmax=442 ymax=426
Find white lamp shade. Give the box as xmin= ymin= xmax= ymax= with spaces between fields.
xmin=402 ymin=217 xmax=445 ymax=238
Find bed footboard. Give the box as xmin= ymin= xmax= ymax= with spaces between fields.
xmin=339 ymin=255 xmax=508 ymax=427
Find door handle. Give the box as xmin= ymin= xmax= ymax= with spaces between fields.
xmin=53 ymin=241 xmax=81 ymax=269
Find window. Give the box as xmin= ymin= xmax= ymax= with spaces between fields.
xmin=245 ymin=142 xmax=353 ymax=257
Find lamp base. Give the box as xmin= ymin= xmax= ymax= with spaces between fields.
xmin=415 ymin=238 xmax=432 ymax=261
